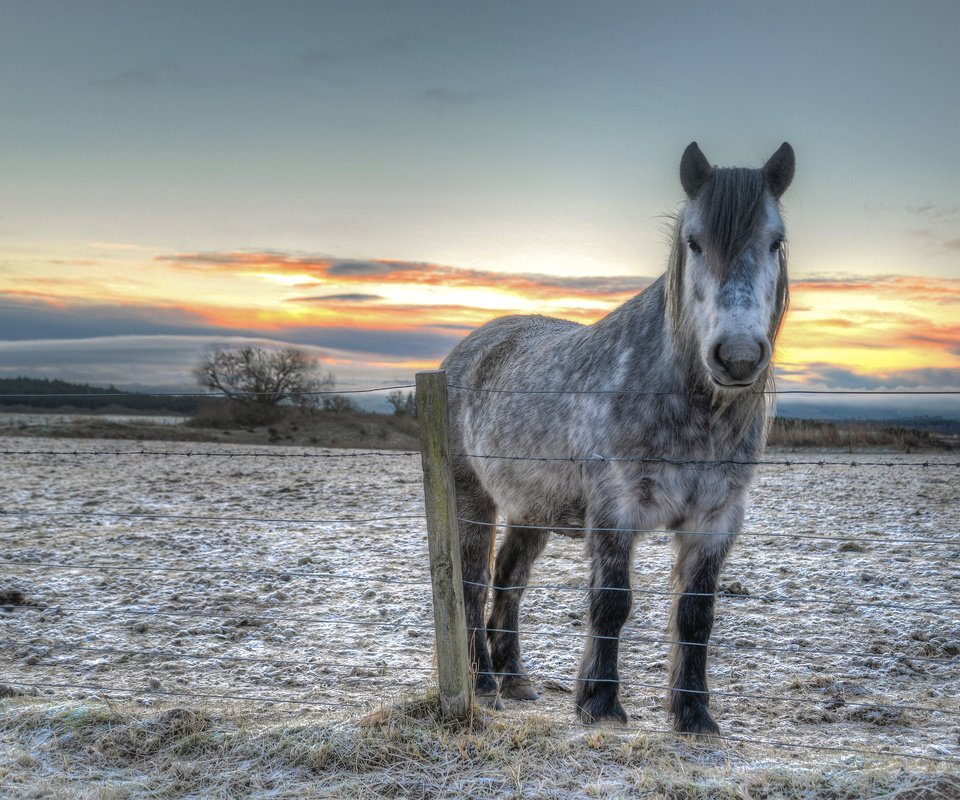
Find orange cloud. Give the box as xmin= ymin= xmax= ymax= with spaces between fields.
xmin=157 ymin=250 xmax=649 ymax=301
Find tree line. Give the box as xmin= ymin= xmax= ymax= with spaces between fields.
xmin=2 ymin=346 xmax=417 ymax=423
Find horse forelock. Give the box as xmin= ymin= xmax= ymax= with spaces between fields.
xmin=697 ymin=167 xmax=768 ymax=268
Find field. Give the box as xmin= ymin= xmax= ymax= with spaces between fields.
xmin=1 ymin=433 xmax=958 ymax=798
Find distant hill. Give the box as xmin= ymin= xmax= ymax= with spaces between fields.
xmin=0 ymin=377 xmax=203 ymax=414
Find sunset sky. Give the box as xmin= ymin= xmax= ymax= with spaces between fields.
xmin=1 ymin=1 xmax=958 ymax=413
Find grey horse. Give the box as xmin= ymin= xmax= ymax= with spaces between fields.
xmin=441 ymin=142 xmax=794 ymax=734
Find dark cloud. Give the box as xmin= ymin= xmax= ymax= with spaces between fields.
xmin=326 ymin=261 xmax=398 ymax=277
xmin=944 ymin=238 xmax=960 ymax=250
xmin=296 ymin=34 xmax=412 ymax=84
xmin=515 ymin=273 xmax=651 ymax=294
xmin=420 ymin=87 xmax=488 ymax=108
xmin=288 ymin=293 xmax=383 ymax=303
xmin=905 ymin=202 xmax=960 ymax=222
xmin=0 ymin=294 xmax=458 ymax=369
xmin=0 ymin=295 xmax=243 ymax=341
xmin=799 ymin=363 xmax=960 ymax=390
xmin=281 ymin=326 xmax=460 ymax=359
xmin=91 ymin=62 xmax=198 ymax=90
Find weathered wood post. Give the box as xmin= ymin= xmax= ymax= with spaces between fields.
xmin=416 ymin=369 xmax=472 ymax=719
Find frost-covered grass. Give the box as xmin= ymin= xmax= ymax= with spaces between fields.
xmin=2 ymin=695 xmax=956 ymax=799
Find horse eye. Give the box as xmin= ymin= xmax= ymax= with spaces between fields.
xmin=687 ymin=238 xmax=702 ymax=254
xmin=770 ymin=239 xmax=783 ymax=253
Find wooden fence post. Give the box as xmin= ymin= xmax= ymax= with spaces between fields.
xmin=416 ymin=369 xmax=472 ymax=719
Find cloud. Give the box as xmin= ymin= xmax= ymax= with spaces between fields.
xmin=90 ymin=62 xmax=197 ymax=90
xmin=295 ymin=34 xmax=412 ymax=85
xmin=157 ymin=250 xmax=650 ymax=298
xmin=280 ymin=326 xmax=460 ymax=359
xmin=419 ymin=87 xmax=488 ymax=109
xmin=792 ymin=275 xmax=960 ymax=305
xmin=288 ymin=293 xmax=384 ymax=303
xmin=791 ymin=363 xmax=960 ymax=391
xmin=326 ymin=261 xmax=398 ymax=277
xmin=944 ymin=238 xmax=960 ymax=250
xmin=906 ymin=202 xmax=960 ymax=222
xmin=0 ymin=294 xmax=241 ymax=341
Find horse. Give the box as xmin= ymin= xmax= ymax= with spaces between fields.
xmin=439 ymin=142 xmax=795 ymax=734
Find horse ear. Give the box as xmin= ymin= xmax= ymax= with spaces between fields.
xmin=762 ymin=142 xmax=795 ymax=199
xmin=680 ymin=142 xmax=713 ymax=198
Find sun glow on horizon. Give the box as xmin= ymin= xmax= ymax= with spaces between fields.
xmin=0 ymin=242 xmax=957 ymax=390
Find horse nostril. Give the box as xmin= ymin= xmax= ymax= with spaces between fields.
xmin=710 ymin=342 xmax=724 ymax=370
xmin=713 ymin=337 xmax=767 ymax=382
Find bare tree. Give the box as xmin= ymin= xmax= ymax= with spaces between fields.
xmin=194 ymin=346 xmax=333 ymax=421
xmin=387 ymin=389 xmax=417 ymax=418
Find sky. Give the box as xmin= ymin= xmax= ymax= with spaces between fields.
xmin=1 ymin=1 xmax=958 ymax=414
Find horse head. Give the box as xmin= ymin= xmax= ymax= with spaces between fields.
xmin=674 ymin=141 xmax=794 ymax=390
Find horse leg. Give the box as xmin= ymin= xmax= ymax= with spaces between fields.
xmin=668 ymin=517 xmax=739 ymax=736
xmin=487 ymin=522 xmax=550 ymax=700
xmin=576 ymin=513 xmax=635 ymax=725
xmin=456 ymin=480 xmax=499 ymax=703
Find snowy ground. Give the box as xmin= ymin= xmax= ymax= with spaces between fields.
xmin=1 ymin=435 xmax=958 ymax=766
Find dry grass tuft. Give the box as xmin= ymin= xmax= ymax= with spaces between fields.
xmin=2 ymin=696 xmax=957 ymax=799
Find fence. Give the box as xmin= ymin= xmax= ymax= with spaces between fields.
xmin=0 ymin=375 xmax=958 ymax=768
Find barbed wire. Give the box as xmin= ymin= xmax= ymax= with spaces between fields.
xmin=457 ymin=451 xmax=960 ymax=469
xmin=2 ymin=558 xmax=952 ymax=613
xmin=1 ymin=678 xmax=345 ymax=709
xmin=0 ymin=640 xmax=432 ymax=675
xmin=0 ymin=447 xmax=420 ymax=459
xmin=7 ymin=603 xmax=414 ymax=629
xmin=463 ymin=579 xmax=958 ymax=614
xmin=456 ymin=517 xmax=960 ymax=546
xmin=475 ymin=625 xmax=956 ymax=666
xmin=1 ymin=509 xmax=425 ymax=527
xmin=0 ymin=385 xmax=416 ymax=399
xmin=1 ymin=508 xmax=954 ymax=549
xmin=0 ymin=562 xmax=432 ymax=587
xmin=0 ymin=580 xmax=960 ymax=632
xmin=1 ymin=446 xmax=955 ymax=469
xmin=447 ymin=383 xmax=960 ymax=397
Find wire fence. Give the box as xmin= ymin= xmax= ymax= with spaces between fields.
xmin=1 ymin=382 xmax=958 ymax=766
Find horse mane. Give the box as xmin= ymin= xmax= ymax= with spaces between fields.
xmin=663 ymin=167 xmax=790 ymax=442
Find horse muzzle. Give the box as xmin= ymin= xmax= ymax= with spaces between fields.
xmin=706 ymin=335 xmax=770 ymax=388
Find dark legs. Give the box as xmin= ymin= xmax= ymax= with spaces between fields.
xmin=456 ymin=484 xmax=498 ymax=699
xmin=487 ymin=523 xmax=550 ymax=699
xmin=667 ymin=533 xmax=734 ymax=736
xmin=576 ymin=521 xmax=635 ymax=725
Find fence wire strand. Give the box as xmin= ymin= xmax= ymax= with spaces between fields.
xmin=2 ymin=508 xmax=955 ymax=549
xmin=2 ymin=509 xmax=426 ymax=527
xmin=447 ymin=383 xmax=960 ymax=397
xmin=458 ymin=451 xmax=960 ymax=469
xmin=456 ymin=516 xmax=960 ymax=546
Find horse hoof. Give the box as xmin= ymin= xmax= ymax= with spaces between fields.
xmin=673 ymin=709 xmax=720 ymax=738
xmin=500 ymin=675 xmax=538 ymax=701
xmin=576 ymin=696 xmax=628 ymax=726
xmin=476 ymin=691 xmax=503 ymax=711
